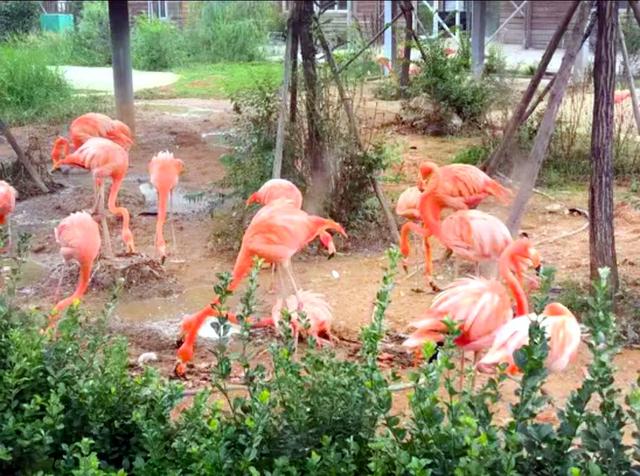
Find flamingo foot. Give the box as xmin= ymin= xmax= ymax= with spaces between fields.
xmin=174 ymin=362 xmax=187 ymax=379
xmin=428 ymin=279 xmax=442 ymax=293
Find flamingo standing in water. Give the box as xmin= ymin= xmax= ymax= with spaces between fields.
xmin=402 ymin=239 xmax=541 ymax=382
xmin=49 ymin=211 xmax=101 ymax=327
xmin=0 ymin=181 xmax=17 ymax=249
xmin=51 ymin=137 xmax=135 ymax=256
xmin=477 ymin=302 xmax=581 ymax=374
xmin=51 ymin=113 xmax=133 ymax=165
xmin=401 ymin=193 xmax=512 ymax=290
xmin=148 ymin=151 xmax=184 ymax=263
xmin=175 ymin=199 xmax=346 ymax=376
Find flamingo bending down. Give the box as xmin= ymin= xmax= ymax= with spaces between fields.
xmin=252 ymin=289 xmax=333 ymax=346
xmin=175 ymin=199 xmax=346 ymax=375
xmin=400 ymin=193 xmax=512 ymax=290
xmin=51 ymin=113 xmax=133 ymax=165
xmin=402 ymin=239 xmax=541 ymax=380
xmin=0 ymin=181 xmax=17 ymax=249
xmin=51 ymin=137 xmax=135 ymax=255
xmin=148 ymin=151 xmax=184 ymax=262
xmin=396 ymin=186 xmax=428 ymax=288
xmin=49 ymin=212 xmax=101 ymax=327
xmin=477 ymin=302 xmax=581 ymax=374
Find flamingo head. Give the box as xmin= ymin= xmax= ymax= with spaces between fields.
xmin=319 ymin=233 xmax=337 ymax=258
xmin=508 ymin=238 xmax=541 ymax=273
xmin=122 ymin=229 xmax=135 ymax=254
xmin=543 ymin=302 xmax=573 ymax=318
xmin=417 ymin=161 xmax=438 ymax=191
xmin=246 ymin=191 xmax=262 ymax=206
xmin=50 ymin=137 xmax=68 ymax=171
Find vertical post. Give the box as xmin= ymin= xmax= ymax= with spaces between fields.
xmin=524 ymin=1 xmax=533 ymax=49
xmin=590 ymin=0 xmax=619 ymax=293
xmin=618 ymin=22 xmax=640 ymax=134
xmin=399 ymin=1 xmax=413 ymax=88
xmin=108 ymin=1 xmax=135 ymax=134
xmin=273 ymin=17 xmax=294 ymax=179
xmin=455 ymin=0 xmax=461 ymax=38
xmin=471 ymin=0 xmax=486 ymax=78
xmin=383 ymin=0 xmax=393 ymax=75
xmin=432 ymin=0 xmax=438 ymax=37
xmin=347 ymin=0 xmax=352 ymax=36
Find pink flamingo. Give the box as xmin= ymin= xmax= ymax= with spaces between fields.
xmin=477 ymin=302 xmax=581 ymax=374
xmin=175 ymin=199 xmax=346 ymax=376
xmin=50 ymin=211 xmax=101 ymax=327
xmin=51 ymin=137 xmax=135 ymax=256
xmin=400 ymin=193 xmax=512 ymax=290
xmin=148 ymin=151 xmax=184 ymax=263
xmin=51 ymin=113 xmax=133 ymax=164
xmin=402 ymin=239 xmax=541 ymax=381
xmin=0 ymin=181 xmax=17 ymax=249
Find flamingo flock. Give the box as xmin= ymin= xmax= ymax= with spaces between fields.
xmin=0 ymin=110 xmax=584 ymax=386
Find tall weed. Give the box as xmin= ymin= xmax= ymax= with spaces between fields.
xmin=71 ymin=1 xmax=111 ymax=66
xmin=132 ymin=17 xmax=184 ymax=71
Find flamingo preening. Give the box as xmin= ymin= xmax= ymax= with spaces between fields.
xmin=50 ymin=212 xmax=101 ymax=328
xmin=149 ymin=151 xmax=184 ymax=263
xmin=51 ymin=137 xmax=135 ymax=256
xmin=402 ymin=239 xmax=541 ymax=383
xmin=51 ymin=113 xmax=133 ymax=165
xmin=175 ymin=198 xmax=346 ymax=376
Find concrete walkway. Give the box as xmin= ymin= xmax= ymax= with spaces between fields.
xmin=56 ymin=65 xmax=178 ymax=93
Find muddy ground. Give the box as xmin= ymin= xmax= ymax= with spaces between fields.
xmin=2 ymin=93 xmax=640 ymax=423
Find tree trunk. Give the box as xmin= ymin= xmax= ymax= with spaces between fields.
xmin=108 ymin=0 xmax=135 ymax=134
xmin=273 ymin=16 xmax=294 ymax=179
xmin=589 ymin=0 xmax=619 ymax=293
xmin=0 ymin=120 xmax=49 ymax=194
xmin=482 ymin=0 xmax=580 ymax=176
xmin=296 ymin=1 xmax=326 ymax=212
xmin=399 ymin=1 xmax=412 ymax=88
xmin=505 ymin=1 xmax=590 ymax=236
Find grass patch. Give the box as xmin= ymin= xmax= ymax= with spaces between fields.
xmin=136 ymin=62 xmax=282 ymax=99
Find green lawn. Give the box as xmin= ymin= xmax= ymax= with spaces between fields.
xmin=136 ymin=62 xmax=283 ymax=100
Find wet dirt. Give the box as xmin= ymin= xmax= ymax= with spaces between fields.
xmin=4 ymin=93 xmax=640 ymax=419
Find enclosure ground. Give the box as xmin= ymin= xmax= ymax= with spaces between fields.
xmin=2 ymin=91 xmax=640 ymax=422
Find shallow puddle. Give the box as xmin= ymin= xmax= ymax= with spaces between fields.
xmin=114 ymin=284 xmax=213 ymax=322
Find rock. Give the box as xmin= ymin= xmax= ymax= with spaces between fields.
xmin=399 ymin=94 xmax=463 ymax=136
xmin=137 ymin=352 xmax=158 ymax=366
xmin=545 ymin=203 xmax=565 ymax=214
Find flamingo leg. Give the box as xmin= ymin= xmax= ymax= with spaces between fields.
xmin=268 ymin=263 xmax=277 ymax=294
xmin=282 ymin=261 xmax=303 ymax=310
xmin=97 ymin=183 xmax=113 ymax=259
xmin=7 ymin=217 xmax=12 ymax=251
xmin=471 ymin=351 xmax=479 ymax=389
xmin=459 ymin=351 xmax=465 ymax=391
xmin=53 ymin=264 xmax=66 ymax=304
xmin=475 ymin=262 xmax=480 ymax=278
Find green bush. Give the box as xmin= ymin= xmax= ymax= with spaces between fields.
xmin=132 ymin=17 xmax=184 ymax=71
xmin=1 ymin=245 xmax=639 ymax=474
xmin=0 ymin=1 xmax=39 ymax=41
xmin=410 ymin=37 xmax=495 ymax=123
xmin=71 ymin=1 xmax=111 ymax=66
xmin=452 ymin=144 xmax=490 ymax=165
xmin=185 ymin=1 xmax=277 ymax=63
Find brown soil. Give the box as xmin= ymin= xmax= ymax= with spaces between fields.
xmin=3 ymin=93 xmax=640 ymax=421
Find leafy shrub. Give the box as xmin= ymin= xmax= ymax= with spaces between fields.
xmin=452 ymin=144 xmax=490 ymax=165
xmin=132 ymin=17 xmax=184 ymax=71
xmin=185 ymin=1 xmax=280 ymax=63
xmin=71 ymin=1 xmax=111 ymax=66
xmin=484 ymin=44 xmax=507 ymax=75
xmin=1 ymin=241 xmax=639 ymax=474
xmin=0 ymin=1 xmax=39 ymax=40
xmin=410 ymin=37 xmax=494 ymax=123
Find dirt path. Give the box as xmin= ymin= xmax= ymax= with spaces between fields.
xmin=3 ymin=95 xmax=640 ymax=408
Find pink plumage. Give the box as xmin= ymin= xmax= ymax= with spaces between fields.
xmin=396 ymin=186 xmax=422 ymax=221
xmin=246 ymin=179 xmax=303 ymax=208
xmin=272 ymin=290 xmax=333 ymax=344
xmin=0 ymin=181 xmax=17 ymax=225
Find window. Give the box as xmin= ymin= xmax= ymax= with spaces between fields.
xmin=148 ymin=0 xmax=169 ymax=20
xmin=319 ymin=1 xmax=348 ymax=12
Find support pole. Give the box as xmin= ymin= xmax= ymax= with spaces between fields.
xmin=0 ymin=120 xmax=49 ymax=194
xmin=399 ymin=1 xmax=413 ymax=88
xmin=383 ymin=0 xmax=393 ymax=75
xmin=315 ymin=20 xmax=401 ymax=244
xmin=617 ymin=22 xmax=640 ymax=135
xmin=505 ymin=2 xmax=590 ymax=235
xmin=482 ymin=0 xmax=580 ymax=176
xmin=273 ymin=16 xmax=294 ymax=179
xmin=108 ymin=1 xmax=135 ymax=134
xmin=471 ymin=0 xmax=486 ymax=78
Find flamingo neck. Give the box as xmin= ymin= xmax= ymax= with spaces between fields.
xmin=419 ymin=194 xmax=442 ymax=240
xmin=53 ymin=260 xmax=92 ymax=313
xmin=499 ymin=250 xmax=528 ymax=316
xmin=52 ymin=137 xmax=70 ymax=164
